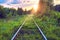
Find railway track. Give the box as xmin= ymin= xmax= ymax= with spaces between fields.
xmin=11 ymin=15 xmax=47 ymax=40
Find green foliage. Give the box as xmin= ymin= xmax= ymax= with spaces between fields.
xmin=50 ymin=10 xmax=60 ymax=18
xmin=0 ymin=4 xmax=60 ymax=40
xmin=14 ymin=16 xmax=43 ymax=40
xmin=0 ymin=6 xmax=6 ymax=18
xmin=0 ymin=6 xmax=27 ymax=19
xmin=34 ymin=10 xmax=60 ymax=40
xmin=17 ymin=8 xmax=23 ymax=15
xmin=0 ymin=15 xmax=26 ymax=40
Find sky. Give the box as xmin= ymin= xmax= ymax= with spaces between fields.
xmin=54 ymin=0 xmax=60 ymax=6
xmin=0 ymin=0 xmax=39 ymax=10
xmin=0 ymin=0 xmax=60 ymax=10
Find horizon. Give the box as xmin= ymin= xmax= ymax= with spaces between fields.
xmin=0 ymin=0 xmax=39 ymax=10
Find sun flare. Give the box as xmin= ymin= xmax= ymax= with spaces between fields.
xmin=22 ymin=0 xmax=39 ymax=11
xmin=33 ymin=5 xmax=38 ymax=12
xmin=33 ymin=0 xmax=39 ymax=12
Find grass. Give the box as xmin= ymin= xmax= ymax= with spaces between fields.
xmin=0 ymin=15 xmax=27 ymax=40
xmin=34 ymin=10 xmax=60 ymax=40
xmin=0 ymin=10 xmax=60 ymax=40
xmin=14 ymin=16 xmax=43 ymax=40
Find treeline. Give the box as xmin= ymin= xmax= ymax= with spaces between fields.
xmin=53 ymin=5 xmax=60 ymax=12
xmin=47 ymin=0 xmax=60 ymax=12
xmin=0 ymin=6 xmax=32 ymax=19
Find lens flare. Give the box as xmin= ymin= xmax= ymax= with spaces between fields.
xmin=33 ymin=5 xmax=38 ymax=12
xmin=33 ymin=0 xmax=39 ymax=12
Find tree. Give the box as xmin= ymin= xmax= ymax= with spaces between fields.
xmin=9 ymin=8 xmax=16 ymax=15
xmin=47 ymin=0 xmax=54 ymax=10
xmin=17 ymin=8 xmax=23 ymax=15
xmin=54 ymin=5 xmax=60 ymax=12
xmin=0 ymin=6 xmax=6 ymax=18
xmin=37 ymin=0 xmax=47 ymax=14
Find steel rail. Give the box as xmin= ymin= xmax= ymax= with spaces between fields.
xmin=11 ymin=16 xmax=47 ymax=40
xmin=11 ymin=19 xmax=26 ymax=40
xmin=32 ymin=18 xmax=47 ymax=40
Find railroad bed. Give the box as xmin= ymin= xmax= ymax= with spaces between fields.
xmin=11 ymin=15 xmax=47 ymax=40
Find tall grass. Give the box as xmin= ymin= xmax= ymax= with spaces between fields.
xmin=34 ymin=10 xmax=60 ymax=40
xmin=0 ymin=15 xmax=26 ymax=40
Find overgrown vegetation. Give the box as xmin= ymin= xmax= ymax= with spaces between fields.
xmin=0 ymin=0 xmax=60 ymax=40
xmin=14 ymin=16 xmax=43 ymax=40
xmin=0 ymin=15 xmax=27 ymax=40
xmin=34 ymin=10 xmax=60 ymax=40
xmin=0 ymin=5 xmax=29 ymax=40
xmin=0 ymin=5 xmax=31 ymax=19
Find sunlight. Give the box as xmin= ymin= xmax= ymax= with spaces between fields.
xmin=22 ymin=0 xmax=39 ymax=11
xmin=33 ymin=4 xmax=38 ymax=12
xmin=33 ymin=0 xmax=39 ymax=12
